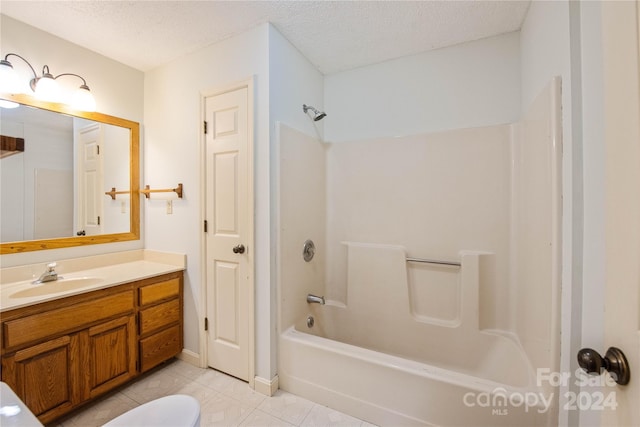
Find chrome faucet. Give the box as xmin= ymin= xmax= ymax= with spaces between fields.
xmin=306 ymin=294 xmax=325 ymax=305
xmin=33 ymin=262 xmax=58 ymax=284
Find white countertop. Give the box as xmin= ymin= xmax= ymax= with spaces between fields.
xmin=0 ymin=250 xmax=185 ymax=312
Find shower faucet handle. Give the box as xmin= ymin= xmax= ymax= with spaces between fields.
xmin=303 ymin=239 xmax=315 ymax=262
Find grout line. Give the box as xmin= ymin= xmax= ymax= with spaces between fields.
xmin=61 ymin=359 xmax=368 ymax=427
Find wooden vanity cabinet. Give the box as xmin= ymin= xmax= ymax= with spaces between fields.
xmin=0 ymin=271 xmax=183 ymax=424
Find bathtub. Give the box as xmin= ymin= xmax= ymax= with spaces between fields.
xmin=277 ymin=245 xmax=556 ymax=426
xmin=279 ymin=320 xmax=553 ymax=426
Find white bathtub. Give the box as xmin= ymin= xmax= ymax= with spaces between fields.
xmin=277 ymin=246 xmax=556 ymax=426
xmin=279 ymin=320 xmax=553 ymax=426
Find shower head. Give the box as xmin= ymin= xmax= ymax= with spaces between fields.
xmin=314 ymin=111 xmax=327 ymax=121
xmin=303 ymin=104 xmax=327 ymax=121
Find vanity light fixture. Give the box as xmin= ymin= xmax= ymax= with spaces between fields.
xmin=0 ymin=53 xmax=96 ymax=111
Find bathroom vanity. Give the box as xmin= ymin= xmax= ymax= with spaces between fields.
xmin=0 ymin=251 xmax=184 ymax=424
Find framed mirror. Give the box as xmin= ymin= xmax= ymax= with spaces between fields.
xmin=0 ymin=92 xmax=140 ymax=254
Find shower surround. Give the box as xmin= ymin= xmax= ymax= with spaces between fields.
xmin=277 ymin=79 xmax=561 ymax=426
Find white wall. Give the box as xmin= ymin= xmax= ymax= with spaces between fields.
xmin=0 ymin=15 xmax=144 ymax=267
xmin=268 ymin=25 xmax=325 ymax=380
xmin=324 ymin=31 xmax=521 ymax=143
xmin=268 ymin=27 xmax=325 ymax=142
xmin=143 ymin=23 xmax=271 ymax=379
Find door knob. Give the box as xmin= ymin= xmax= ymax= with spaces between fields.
xmin=577 ymin=347 xmax=630 ymax=385
xmin=233 ymin=244 xmax=245 ymax=254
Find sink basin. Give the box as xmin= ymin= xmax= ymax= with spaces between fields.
xmin=9 ymin=277 xmax=104 ymax=299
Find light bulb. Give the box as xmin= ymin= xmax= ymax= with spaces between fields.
xmin=71 ymin=85 xmax=96 ymax=111
xmin=34 ymin=73 xmax=61 ymax=102
xmin=0 ymin=60 xmax=20 ymax=94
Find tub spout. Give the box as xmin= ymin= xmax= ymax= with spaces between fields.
xmin=306 ymin=294 xmax=325 ymax=305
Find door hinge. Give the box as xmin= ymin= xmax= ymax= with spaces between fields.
xmin=97 ymin=145 xmax=100 ymax=155
xmin=97 ymin=216 xmax=101 ymax=225
xmin=204 ymin=220 xmax=208 ymax=233
xmin=204 ymin=121 xmax=208 ymax=134
xmin=204 ymin=317 xmax=209 ymax=331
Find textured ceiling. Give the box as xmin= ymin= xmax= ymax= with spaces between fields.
xmin=0 ymin=1 xmax=530 ymax=74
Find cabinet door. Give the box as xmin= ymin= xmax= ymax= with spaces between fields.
xmin=84 ymin=315 xmax=137 ymax=398
xmin=1 ymin=335 xmax=81 ymax=424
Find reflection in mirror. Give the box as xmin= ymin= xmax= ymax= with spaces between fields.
xmin=1 ymin=105 xmax=130 ymax=240
xmin=0 ymin=93 xmax=139 ymax=254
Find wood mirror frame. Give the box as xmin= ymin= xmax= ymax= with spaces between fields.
xmin=0 ymin=93 xmax=140 ymax=254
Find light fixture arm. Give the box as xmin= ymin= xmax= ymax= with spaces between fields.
xmin=2 ymin=53 xmax=38 ymax=81
xmin=54 ymin=72 xmax=89 ymax=87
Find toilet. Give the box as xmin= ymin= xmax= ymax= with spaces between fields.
xmin=103 ymin=395 xmax=200 ymax=427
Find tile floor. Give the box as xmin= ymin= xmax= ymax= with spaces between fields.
xmin=55 ymin=359 xmax=374 ymax=427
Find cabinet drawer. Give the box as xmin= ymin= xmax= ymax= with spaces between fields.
xmin=139 ymin=299 xmax=180 ymax=336
xmin=3 ymin=292 xmax=134 ymax=350
xmin=138 ymin=278 xmax=180 ymax=306
xmin=139 ymin=325 xmax=181 ymax=372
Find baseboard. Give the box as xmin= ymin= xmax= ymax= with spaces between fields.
xmin=254 ymin=374 xmax=279 ymax=396
xmin=177 ymin=349 xmax=201 ymax=367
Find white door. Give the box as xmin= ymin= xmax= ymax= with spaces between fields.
xmin=77 ymin=123 xmax=103 ymax=236
xmin=601 ymin=2 xmax=639 ymax=425
xmin=205 ymin=86 xmax=253 ymax=381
